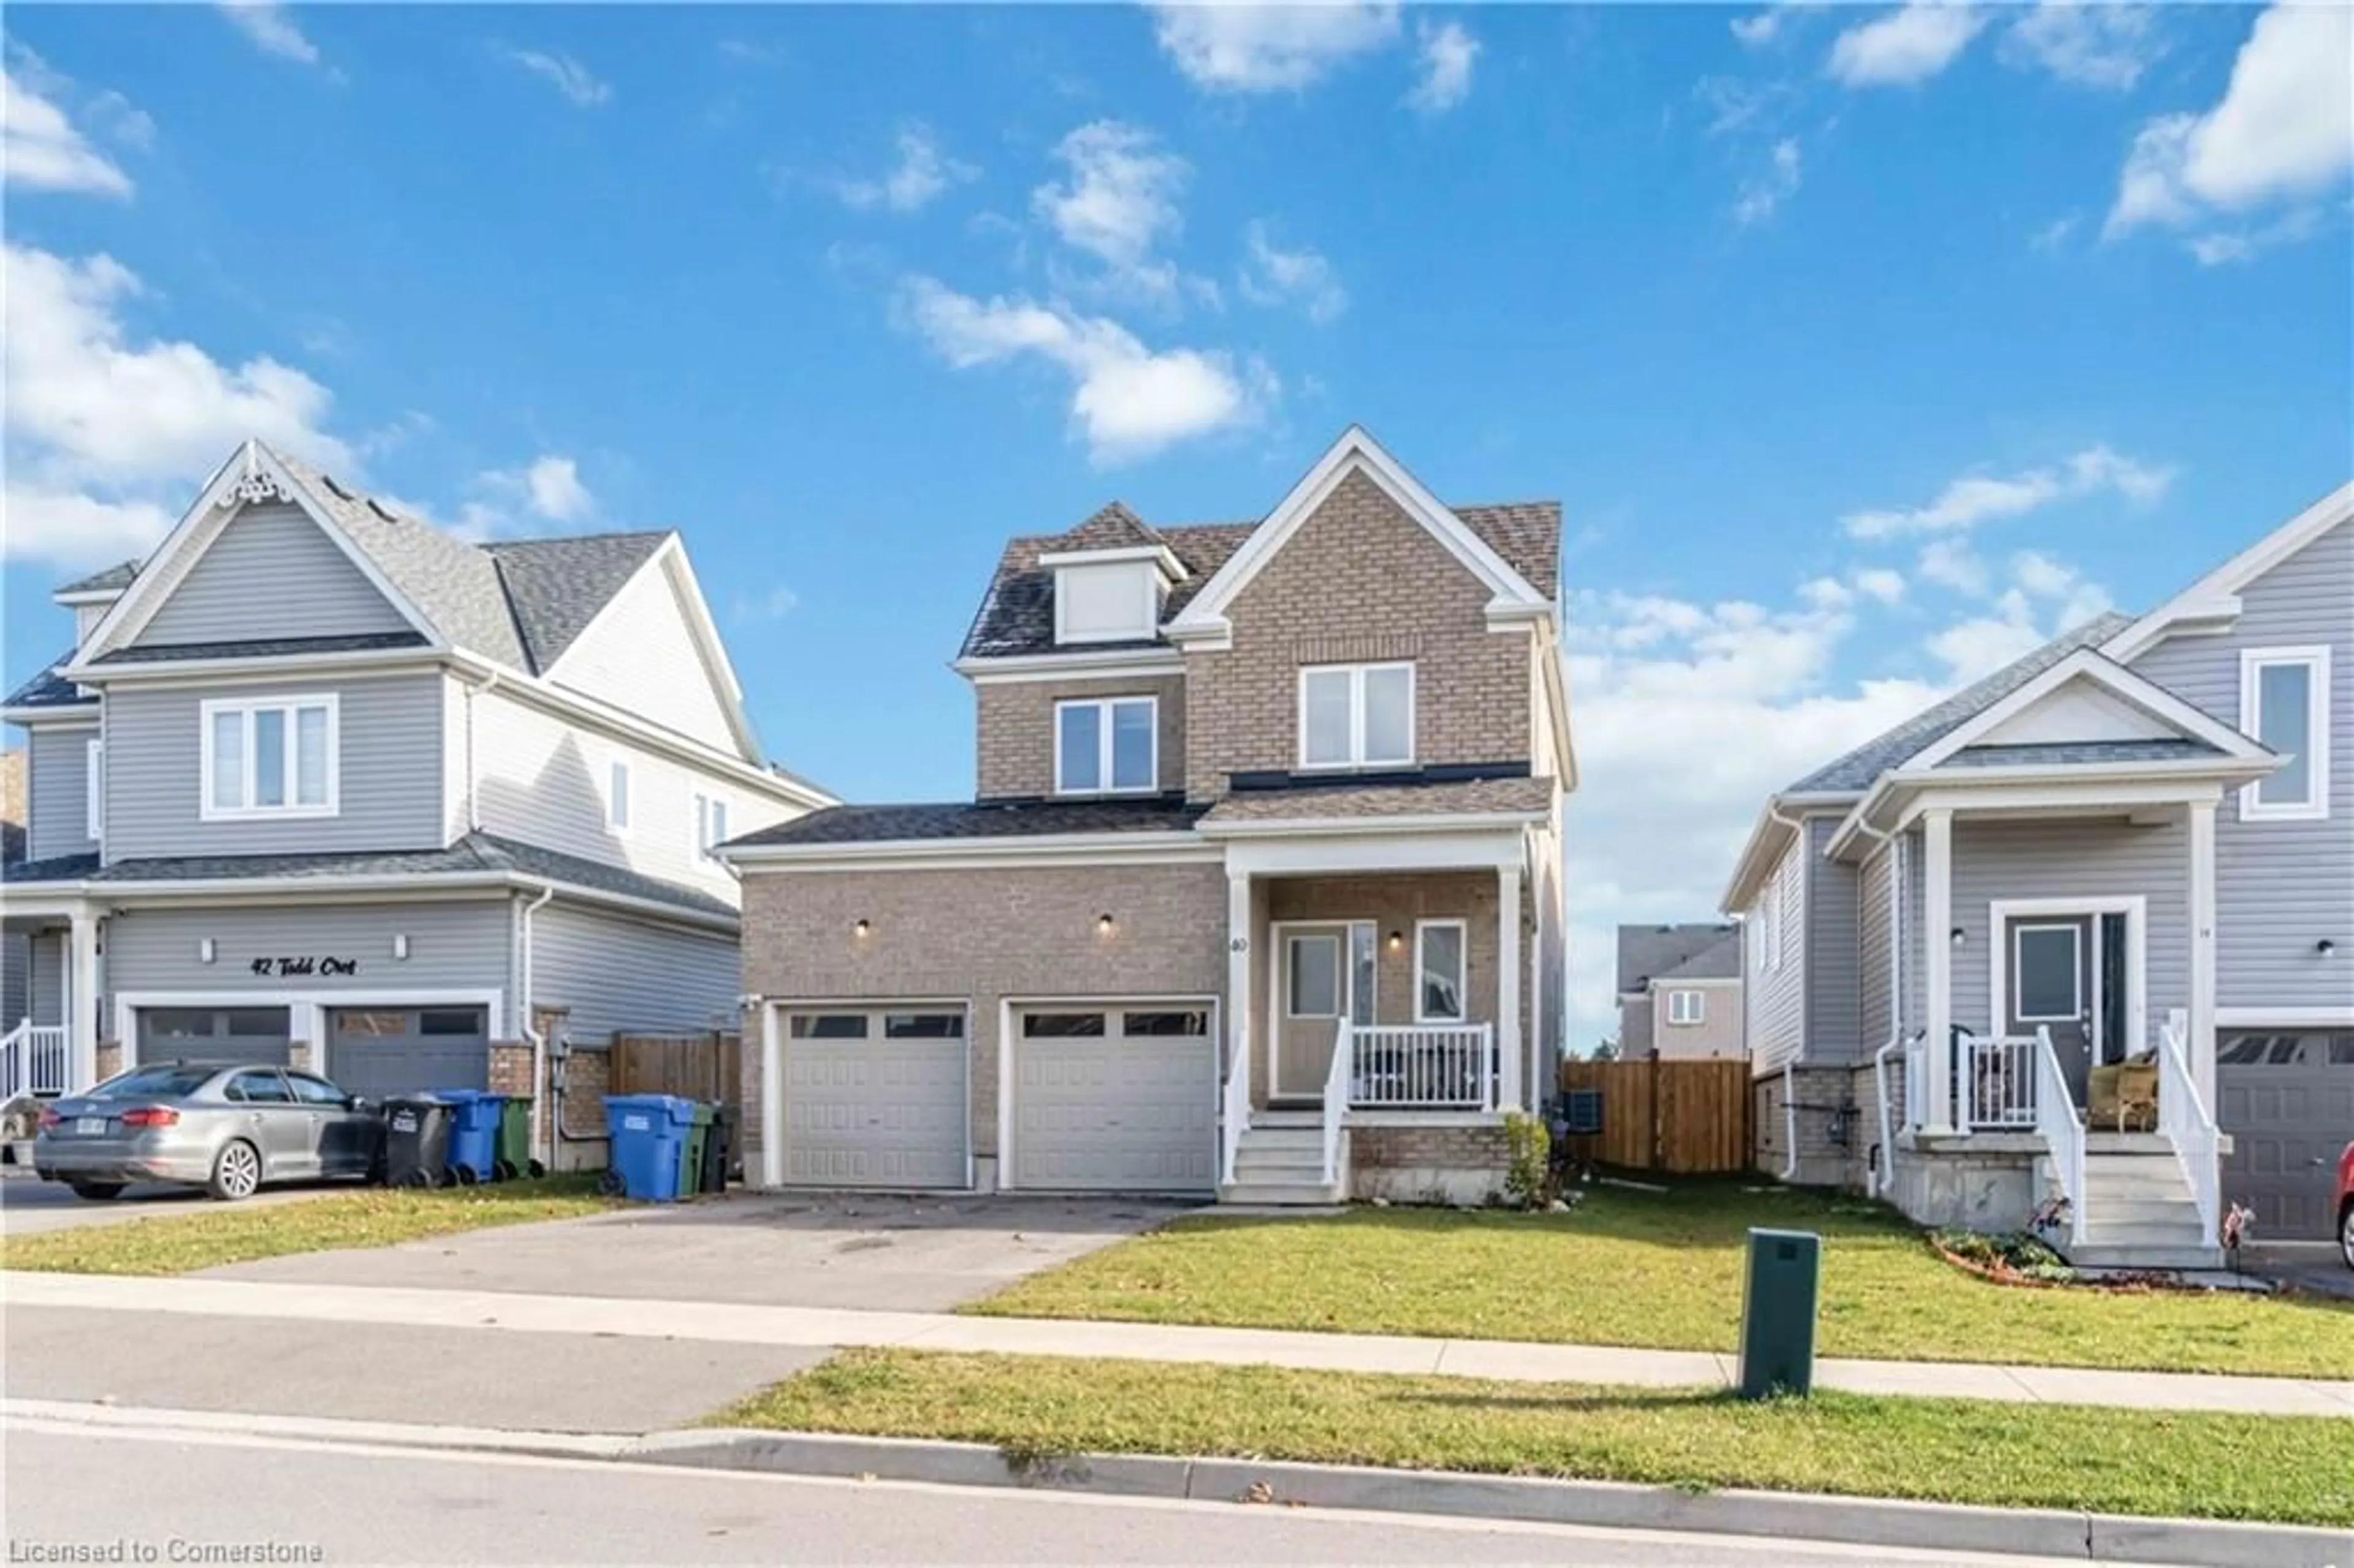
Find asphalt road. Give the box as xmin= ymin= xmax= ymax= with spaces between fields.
xmin=3 ymin=1420 xmax=2082 ymax=1568
xmin=0 ymin=1165 xmax=351 ymax=1235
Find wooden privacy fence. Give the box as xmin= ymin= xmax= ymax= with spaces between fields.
xmin=1557 ymin=1058 xmax=1753 ymax=1174
xmin=611 ymin=1031 xmax=742 ymax=1108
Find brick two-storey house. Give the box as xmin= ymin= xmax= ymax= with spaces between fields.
xmin=725 ymin=428 xmax=1575 ymax=1203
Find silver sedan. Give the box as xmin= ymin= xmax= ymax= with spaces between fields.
xmin=34 ymin=1063 xmax=384 ymax=1201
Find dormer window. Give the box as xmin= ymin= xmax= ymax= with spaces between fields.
xmin=1043 ymin=546 xmax=1181 ymax=647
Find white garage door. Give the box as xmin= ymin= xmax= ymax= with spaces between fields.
xmin=781 ymin=1007 xmax=967 ymax=1189
xmin=1013 ymin=1005 xmax=1217 ymax=1193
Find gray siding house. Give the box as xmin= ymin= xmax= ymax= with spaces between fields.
xmin=1723 ymin=482 xmax=2353 ymax=1263
xmin=1615 ymin=924 xmax=1743 ymax=1060
xmin=1 ymin=441 xmax=831 ymax=1163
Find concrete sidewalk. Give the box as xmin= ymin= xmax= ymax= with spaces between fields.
xmin=9 ymin=1269 xmax=2352 ymax=1418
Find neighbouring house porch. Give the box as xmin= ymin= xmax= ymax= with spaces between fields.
xmin=0 ymin=897 xmax=103 ymax=1100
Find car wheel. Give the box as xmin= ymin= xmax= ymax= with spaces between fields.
xmin=67 ymin=1181 xmax=126 ymax=1202
xmin=207 ymin=1139 xmax=262 ymax=1201
xmin=2340 ymin=1200 xmax=2353 ymax=1271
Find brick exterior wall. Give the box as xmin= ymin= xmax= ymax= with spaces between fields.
xmin=1182 ymin=468 xmax=1532 ymax=801
xmin=1754 ymin=1062 xmax=1894 ymax=1190
xmin=975 ymin=675 xmax=1188 ymax=799
xmin=94 ymin=1041 xmax=121 ymax=1082
xmin=741 ymin=862 xmax=1228 ymax=1162
xmin=1267 ymin=872 xmax=1502 ymax=1027
xmin=1350 ymin=1122 xmax=1510 ymax=1204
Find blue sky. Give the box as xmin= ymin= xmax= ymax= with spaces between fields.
xmin=6 ymin=2 xmax=2348 ymax=1045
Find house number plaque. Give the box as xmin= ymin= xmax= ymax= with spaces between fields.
xmin=250 ymin=956 xmax=360 ymax=977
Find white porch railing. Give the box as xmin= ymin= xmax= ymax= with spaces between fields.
xmin=2031 ymin=1026 xmax=2086 ymax=1247
xmin=1 ymin=1021 xmax=72 ymax=1100
xmin=1321 ymin=1024 xmax=1353 ymax=1187
xmin=1962 ymin=1034 xmax=2040 ymax=1128
xmin=1218 ymin=1037 xmax=1250 ymax=1189
xmin=1346 ymin=1023 xmax=1496 ymax=1111
xmin=2156 ymin=1007 xmax=2220 ymax=1244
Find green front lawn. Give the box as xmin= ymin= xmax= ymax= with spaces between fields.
xmin=1 ymin=1178 xmax=618 ymax=1276
xmin=973 ymin=1183 xmax=2354 ymax=1379
xmin=716 ymin=1349 xmax=2354 ymax=1526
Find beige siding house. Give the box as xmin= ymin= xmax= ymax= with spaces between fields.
xmin=728 ymin=427 xmax=1576 ymax=1204
xmin=1615 ymin=924 xmax=1743 ymax=1060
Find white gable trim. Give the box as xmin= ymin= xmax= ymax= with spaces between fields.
xmin=2102 ymin=481 xmax=2354 ymax=663
xmin=1162 ymin=426 xmax=1550 ymax=642
xmin=1908 ymin=649 xmax=2271 ymax=771
xmin=542 ymin=535 xmax=761 ymax=761
xmin=78 ymin=441 xmax=444 ymax=664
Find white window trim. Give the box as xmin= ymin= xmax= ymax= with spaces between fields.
xmin=1665 ymin=989 xmax=1704 ymax=1027
xmin=2011 ymin=921 xmax=2083 ymax=1024
xmin=1414 ymin=918 xmax=1468 ymax=1024
xmin=1053 ymin=561 xmax=1162 ymax=647
xmin=1297 ymin=661 xmax=1416 ymax=772
xmin=605 ymin=756 xmax=634 ymax=837
xmin=692 ymin=789 xmax=731 ymax=867
xmin=198 ymin=694 xmax=340 ymax=821
xmin=85 ymin=737 xmax=103 ymax=845
xmin=2239 ymin=645 xmax=2331 ymax=822
xmin=1284 ymin=931 xmax=1343 ymax=1019
xmin=1053 ymin=695 xmax=1159 ymax=797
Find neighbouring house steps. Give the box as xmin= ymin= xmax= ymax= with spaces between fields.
xmin=1219 ymin=1110 xmax=1346 ymax=1206
xmin=2059 ymin=1133 xmax=2226 ymax=1271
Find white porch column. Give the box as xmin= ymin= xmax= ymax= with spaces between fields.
xmin=759 ymin=1001 xmax=783 ymax=1189
xmin=1921 ymin=809 xmax=1955 ymax=1134
xmin=1496 ymin=864 xmax=1524 ymax=1113
xmin=2187 ymin=797 xmax=2218 ymax=1109
xmin=1226 ymin=870 xmax=1252 ymax=1098
xmin=67 ymin=912 xmax=101 ymax=1090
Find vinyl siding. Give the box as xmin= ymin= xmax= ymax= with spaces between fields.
xmin=532 ymin=901 xmax=739 ymax=1043
xmin=1745 ymin=836 xmax=1808 ymax=1071
xmin=2 ymin=932 xmax=28 ymax=1030
xmin=105 ymin=901 xmax=514 ymax=997
xmin=1618 ymin=995 xmax=1655 ymax=1057
xmin=1804 ymin=815 xmax=1861 ymax=1061
xmin=2130 ymin=518 xmax=2354 ymax=1014
xmin=1650 ymin=983 xmax=1745 ymax=1059
xmin=27 ymin=723 xmax=99 ymax=861
xmin=1858 ymin=840 xmax=1894 ymax=1051
xmin=465 ymin=684 xmax=791 ymax=904
xmin=28 ymin=932 xmax=63 ymax=1026
xmin=1949 ymin=817 xmax=2188 ymax=1041
xmin=544 ymin=560 xmax=741 ymax=755
xmin=102 ymin=673 xmax=445 ymax=861
xmin=1902 ymin=829 xmax=1925 ymax=1035
xmin=133 ymin=503 xmax=409 ymax=647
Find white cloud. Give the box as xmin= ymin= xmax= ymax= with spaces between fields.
xmin=1149 ymin=3 xmax=1400 ymax=93
xmin=1032 ymin=121 xmax=1190 ymax=299
xmin=465 ymin=454 xmax=596 ymax=536
xmin=1925 ymin=565 xmax=2111 ymax=681
xmin=219 ymin=2 xmax=326 ymax=69
xmin=2002 ymin=2 xmax=2160 ymax=91
xmin=1732 ymin=137 xmax=1802 ymax=226
xmin=2184 ymin=207 xmax=2323 ymax=267
xmin=1916 ymin=538 xmax=1989 ymax=595
xmin=1406 ymin=19 xmax=1478 ymax=114
xmin=1826 ymin=2 xmax=1989 ymax=88
xmin=2107 ymin=4 xmax=2353 ymax=237
xmin=3 ymin=243 xmax=354 ymax=568
xmin=1237 ymin=220 xmax=1347 ymax=324
xmin=733 ymin=584 xmax=801 ymax=622
xmin=1843 ymin=445 xmax=2173 ymax=539
xmin=833 ymin=125 xmax=978 ymax=214
xmin=2030 ymin=213 xmax=2080 ymax=253
xmin=895 ymin=275 xmax=1268 ymax=464
xmin=2 ymin=57 xmax=133 ymax=197
xmin=1853 ymin=567 xmax=1907 ymax=604
xmin=503 ymin=48 xmax=611 ymax=108
xmin=1731 ymin=5 xmax=1802 ymax=48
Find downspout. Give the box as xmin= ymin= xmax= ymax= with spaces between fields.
xmin=462 ymin=668 xmax=501 ymax=834
xmin=1852 ymin=816 xmax=1905 ymax=1198
xmin=516 ymin=883 xmax=555 ymax=1168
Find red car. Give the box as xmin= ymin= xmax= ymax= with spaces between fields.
xmin=2340 ymin=1143 xmax=2354 ymax=1271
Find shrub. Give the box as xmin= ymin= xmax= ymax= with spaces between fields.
xmin=1502 ymin=1111 xmax=1553 ymax=1209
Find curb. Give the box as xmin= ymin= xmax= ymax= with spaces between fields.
xmin=632 ymin=1428 xmax=2353 ymax=1568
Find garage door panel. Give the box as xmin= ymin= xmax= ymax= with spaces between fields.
xmin=1013 ymin=1010 xmax=1216 ymax=1194
xmin=780 ymin=1014 xmax=967 ymax=1190
xmin=2219 ymin=1029 xmax=2353 ymax=1240
xmin=326 ymin=1008 xmax=489 ymax=1101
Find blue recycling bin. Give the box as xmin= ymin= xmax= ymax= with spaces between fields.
xmin=603 ymin=1094 xmax=694 ymax=1201
xmin=437 ymin=1090 xmax=506 ymax=1185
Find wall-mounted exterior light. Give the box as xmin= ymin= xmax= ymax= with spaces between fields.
xmin=392 ymin=933 xmax=411 ymax=961
xmin=199 ymin=938 xmax=216 ymax=965
xmin=1950 ymin=928 xmax=1967 ymax=948
xmin=853 ymin=919 xmax=873 ymax=938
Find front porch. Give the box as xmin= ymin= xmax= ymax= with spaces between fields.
xmin=1 ymin=898 xmax=103 ymax=1101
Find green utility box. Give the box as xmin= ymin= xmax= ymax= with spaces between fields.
xmin=1737 ymin=1227 xmax=1821 ymax=1399
xmin=677 ymin=1103 xmax=715 ymax=1197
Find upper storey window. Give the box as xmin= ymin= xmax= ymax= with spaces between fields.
xmin=2241 ymin=646 xmax=2331 ymax=821
xmin=1057 ymin=697 xmax=1157 ymax=795
xmin=1045 ymin=547 xmax=1177 ymax=646
xmin=202 ymin=695 xmax=338 ymax=820
xmin=1300 ymin=662 xmax=1415 ymax=770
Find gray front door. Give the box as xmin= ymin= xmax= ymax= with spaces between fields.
xmin=2005 ymin=916 xmax=2094 ymax=1103
xmin=326 ymin=1007 xmax=489 ymax=1101
xmin=1276 ymin=926 xmax=1349 ymax=1101
xmin=140 ymin=1007 xmax=292 ymax=1068
xmin=2219 ymin=1030 xmax=2354 ymax=1239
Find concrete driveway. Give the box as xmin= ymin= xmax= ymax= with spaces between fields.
xmin=205 ymin=1191 xmax=1193 ymax=1311
xmin=0 ymin=1168 xmax=354 ymax=1238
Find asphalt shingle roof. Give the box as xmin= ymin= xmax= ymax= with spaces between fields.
xmin=961 ymin=500 xmax=1561 ymax=660
xmin=1783 ymin=613 xmax=2138 ymax=794
xmin=1202 ymin=775 xmax=1553 ymax=824
xmin=0 ymin=832 xmax=732 ymax=918
xmin=91 ymin=632 xmax=430 ymax=664
xmin=55 ymin=560 xmax=139 ymax=595
xmin=484 ymin=532 xmax=672 ymax=671
xmin=4 ymin=653 xmax=97 ymax=710
xmin=1616 ymin=924 xmax=1741 ymax=993
xmin=726 ymin=796 xmax=1208 ymax=848
xmin=1942 ymin=738 xmax=2225 ymax=769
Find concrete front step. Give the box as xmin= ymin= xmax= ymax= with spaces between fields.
xmin=1218 ymin=1180 xmax=1345 ymax=1206
xmin=2083 ymin=1200 xmax=2205 ymax=1228
xmin=2062 ymin=1243 xmax=2228 ymax=1270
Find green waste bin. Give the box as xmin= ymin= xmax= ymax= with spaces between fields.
xmin=1737 ymin=1227 xmax=1820 ymax=1399
xmin=676 ymin=1103 xmax=715 ymax=1198
xmin=494 ymin=1097 xmax=543 ymax=1181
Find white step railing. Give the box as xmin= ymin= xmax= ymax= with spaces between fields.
xmin=2031 ymin=1026 xmax=2085 ymax=1246
xmin=1962 ymin=1033 xmax=2039 ymax=1128
xmin=1321 ymin=1024 xmax=1352 ymax=1187
xmin=1 ymin=1021 xmax=72 ymax=1100
xmin=1346 ymin=1022 xmax=1495 ymax=1110
xmin=2155 ymin=1007 xmax=2220 ymax=1244
xmin=1219 ymin=1035 xmax=1250 ymax=1188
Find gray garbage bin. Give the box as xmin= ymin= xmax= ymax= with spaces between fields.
xmin=1737 ymin=1227 xmax=1820 ymax=1398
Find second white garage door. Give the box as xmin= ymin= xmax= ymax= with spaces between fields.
xmin=1012 ymin=1005 xmax=1217 ymax=1193
xmin=781 ymin=1007 xmax=968 ymax=1189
